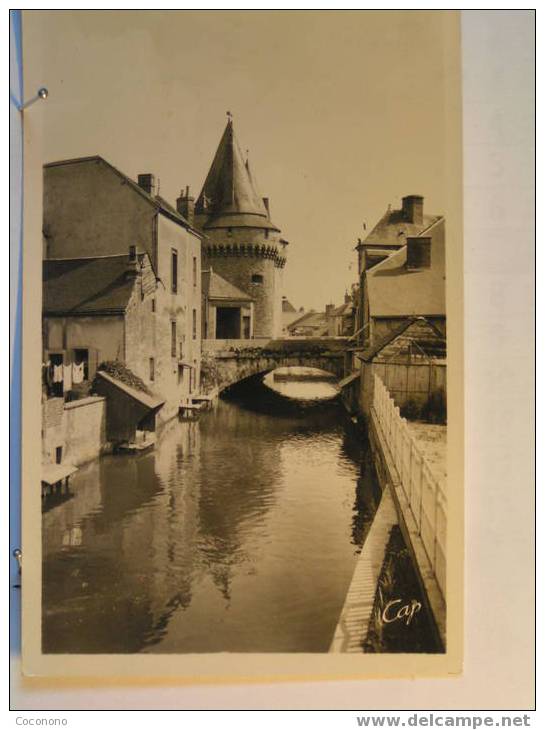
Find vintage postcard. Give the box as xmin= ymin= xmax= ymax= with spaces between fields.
xmin=20 ymin=9 xmax=463 ymax=680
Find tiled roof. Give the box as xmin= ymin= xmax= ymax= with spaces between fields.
xmin=43 ymin=254 xmax=145 ymax=315
xmin=358 ymin=317 xmax=446 ymax=362
xmin=364 ymin=206 xmax=442 ymax=247
xmin=287 ymin=310 xmax=328 ymax=335
xmin=366 ymin=218 xmax=445 ymax=318
xmin=202 ymin=270 xmax=253 ymax=302
xmin=196 ymin=119 xmax=280 ymax=231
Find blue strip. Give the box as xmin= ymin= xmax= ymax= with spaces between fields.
xmin=10 ymin=8 xmax=23 ymax=654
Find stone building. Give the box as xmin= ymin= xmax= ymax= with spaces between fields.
xmin=42 ymin=249 xmax=158 ymax=393
xmin=202 ymin=267 xmax=254 ymax=340
xmin=43 ymin=156 xmax=203 ymax=421
xmin=42 ymin=249 xmax=165 ymax=464
xmin=191 ymin=117 xmax=289 ymax=339
xmin=326 ymin=294 xmax=356 ymax=337
xmin=355 ymin=196 xmax=446 ymax=347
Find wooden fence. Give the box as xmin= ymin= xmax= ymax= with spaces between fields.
xmin=372 ymin=360 xmax=446 ymax=410
xmin=373 ymin=373 xmax=447 ymax=598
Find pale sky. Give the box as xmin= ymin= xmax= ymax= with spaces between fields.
xmin=23 ymin=10 xmax=458 ymax=311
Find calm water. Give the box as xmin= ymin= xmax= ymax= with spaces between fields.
xmin=42 ymin=379 xmax=381 ymax=653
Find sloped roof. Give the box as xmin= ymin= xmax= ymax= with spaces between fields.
xmin=358 ymin=317 xmax=446 ymax=362
xmin=330 ymin=301 xmax=354 ymax=317
xmin=43 ymin=254 xmax=147 ymax=316
xmin=282 ymin=298 xmax=297 ymax=313
xmin=366 ymin=218 xmax=445 ymax=318
xmin=364 ymin=206 xmax=441 ymax=247
xmin=96 ymin=371 xmax=165 ymax=410
xmin=195 ymin=119 xmax=280 ymax=232
xmin=287 ymin=310 xmax=328 ymax=334
xmin=202 ymin=269 xmax=253 ymax=302
xmin=44 ymin=156 xmax=203 ymax=237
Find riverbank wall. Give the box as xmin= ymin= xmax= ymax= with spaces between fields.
xmin=334 ymin=373 xmax=447 ymax=651
xmin=42 ymin=395 xmax=109 ymax=467
xmin=367 ymin=405 xmax=446 ymax=648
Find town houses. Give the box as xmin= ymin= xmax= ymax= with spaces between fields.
xmin=40 ymin=118 xmax=291 ymax=470
xmin=39 ymin=122 xmax=450 ymax=656
xmin=40 ymin=116 xmax=448 ymax=495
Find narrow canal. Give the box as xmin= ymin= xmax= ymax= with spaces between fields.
xmin=42 ymin=373 xmax=382 ymax=653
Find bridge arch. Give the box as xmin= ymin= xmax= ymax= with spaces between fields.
xmin=201 ymin=338 xmax=349 ymax=394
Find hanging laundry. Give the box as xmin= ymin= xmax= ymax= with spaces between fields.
xmin=72 ymin=361 xmax=85 ymax=384
xmin=53 ymin=364 xmax=63 ymax=383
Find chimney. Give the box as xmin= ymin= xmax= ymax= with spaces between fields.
xmin=177 ymin=186 xmax=195 ymax=226
xmin=325 ymin=303 xmax=335 ymax=316
xmin=126 ymin=245 xmax=139 ymax=278
xmin=137 ymin=173 xmax=156 ymax=196
xmin=402 ymin=195 xmax=424 ymax=225
xmin=344 ymin=292 xmax=351 ymax=304
xmin=406 ymin=236 xmax=432 ymax=270
xmin=262 ymin=197 xmax=270 ymax=217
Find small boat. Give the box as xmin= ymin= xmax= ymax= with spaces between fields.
xmin=116 ymin=431 xmax=156 ymax=454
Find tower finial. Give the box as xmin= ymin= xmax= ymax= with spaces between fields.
xmin=226 ymin=110 xmax=233 ymax=122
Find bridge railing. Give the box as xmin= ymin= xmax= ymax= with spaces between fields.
xmin=373 ymin=373 xmax=447 ymax=599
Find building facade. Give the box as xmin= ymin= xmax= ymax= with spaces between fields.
xmin=202 ymin=267 xmax=254 ymax=340
xmin=43 ymin=156 xmax=203 ymax=421
xmin=191 ymin=118 xmax=288 ymax=340
xmin=326 ymin=293 xmax=356 ymax=337
xmin=355 ymin=196 xmax=446 ymax=348
xmin=42 ymin=249 xmax=165 ymax=463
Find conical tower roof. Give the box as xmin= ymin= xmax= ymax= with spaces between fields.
xmin=196 ymin=118 xmax=279 ymax=232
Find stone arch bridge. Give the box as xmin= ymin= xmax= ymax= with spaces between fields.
xmin=201 ymin=338 xmax=350 ymax=394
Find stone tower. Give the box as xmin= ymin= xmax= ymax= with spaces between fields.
xmin=194 ymin=117 xmax=288 ymax=339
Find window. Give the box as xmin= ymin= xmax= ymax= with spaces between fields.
xmin=149 ymin=357 xmax=155 ymax=382
xmin=192 ymin=309 xmax=197 ymax=340
xmin=171 ymin=248 xmax=178 ymax=294
xmin=151 ymin=298 xmax=156 ymax=313
xmin=171 ymin=321 xmax=177 ymax=358
xmin=264 ymin=229 xmax=269 ymax=239
xmin=251 ymin=274 xmax=263 ymax=284
xmin=227 ymin=227 xmax=233 ymax=237
xmin=193 ymin=256 xmax=197 ymax=287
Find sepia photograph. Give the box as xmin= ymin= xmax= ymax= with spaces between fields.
xmin=18 ymin=9 xmax=465 ymax=677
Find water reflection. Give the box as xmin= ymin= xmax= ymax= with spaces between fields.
xmin=43 ymin=386 xmax=381 ymax=653
xmin=263 ymin=369 xmax=339 ymax=402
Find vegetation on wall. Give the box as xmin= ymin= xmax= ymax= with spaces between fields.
xmin=200 ymin=352 xmax=221 ymax=393
xmin=94 ymin=360 xmax=153 ymax=396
